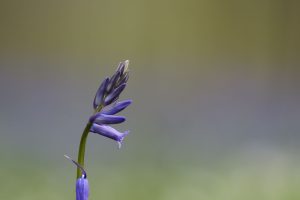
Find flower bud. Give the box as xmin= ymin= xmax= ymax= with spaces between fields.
xmin=93 ymin=77 xmax=110 ymax=109
xmin=76 ymin=177 xmax=89 ymax=200
xmin=104 ymin=83 xmax=126 ymax=106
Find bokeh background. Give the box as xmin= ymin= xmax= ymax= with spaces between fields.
xmin=0 ymin=1 xmax=300 ymax=199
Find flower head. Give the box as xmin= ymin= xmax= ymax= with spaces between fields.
xmin=90 ymin=60 xmax=132 ymax=148
xmin=93 ymin=60 xmax=130 ymax=110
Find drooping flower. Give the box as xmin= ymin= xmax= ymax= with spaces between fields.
xmin=89 ymin=60 xmax=132 ymax=148
xmin=66 ymin=60 xmax=132 ymax=200
xmin=90 ymin=124 xmax=129 ymax=148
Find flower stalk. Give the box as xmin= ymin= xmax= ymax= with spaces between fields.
xmin=76 ymin=122 xmax=92 ymax=179
xmin=65 ymin=60 xmax=132 ymax=200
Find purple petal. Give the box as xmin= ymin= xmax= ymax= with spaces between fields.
xmin=64 ymin=155 xmax=89 ymax=200
xmin=101 ymin=100 xmax=132 ymax=115
xmin=76 ymin=177 xmax=89 ymax=200
xmin=104 ymin=83 xmax=126 ymax=106
xmin=93 ymin=77 xmax=109 ymax=109
xmin=90 ymin=124 xmax=129 ymax=147
xmin=90 ymin=113 xmax=126 ymax=124
xmin=106 ymin=71 xmax=121 ymax=93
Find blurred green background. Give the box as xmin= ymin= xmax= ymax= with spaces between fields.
xmin=0 ymin=0 xmax=299 ymax=199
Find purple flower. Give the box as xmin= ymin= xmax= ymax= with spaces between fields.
xmin=76 ymin=178 xmax=89 ymax=200
xmin=65 ymin=60 xmax=132 ymax=200
xmin=65 ymin=155 xmax=89 ymax=200
xmin=89 ymin=60 xmax=132 ymax=148
xmin=90 ymin=124 xmax=129 ymax=148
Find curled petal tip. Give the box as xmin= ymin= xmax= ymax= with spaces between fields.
xmin=117 ymin=130 xmax=129 ymax=149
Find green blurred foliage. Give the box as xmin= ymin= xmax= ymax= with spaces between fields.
xmin=2 ymin=156 xmax=300 ymax=200
xmin=0 ymin=0 xmax=299 ymax=63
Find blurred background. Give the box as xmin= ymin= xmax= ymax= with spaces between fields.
xmin=0 ymin=0 xmax=299 ymax=199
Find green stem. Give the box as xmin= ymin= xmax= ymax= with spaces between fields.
xmin=76 ymin=105 xmax=103 ymax=179
xmin=76 ymin=122 xmax=92 ymax=178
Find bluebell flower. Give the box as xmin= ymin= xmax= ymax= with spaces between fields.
xmin=65 ymin=155 xmax=89 ymax=200
xmin=90 ymin=60 xmax=132 ymax=148
xmin=76 ymin=178 xmax=89 ymax=200
xmin=90 ymin=124 xmax=130 ymax=148
xmin=66 ymin=60 xmax=132 ymax=200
